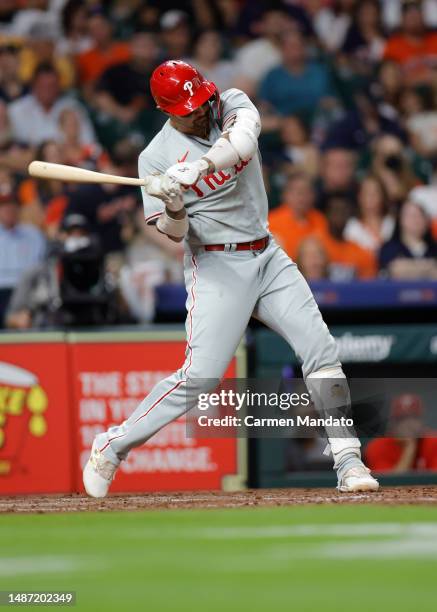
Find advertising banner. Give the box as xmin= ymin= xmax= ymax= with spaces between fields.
xmin=0 ymin=338 xmax=73 ymax=494
xmin=69 ymin=333 xmax=243 ymax=492
xmin=256 ymin=324 xmax=437 ymax=371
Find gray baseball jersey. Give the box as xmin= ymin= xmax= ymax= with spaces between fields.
xmin=138 ymin=88 xmax=268 ymax=246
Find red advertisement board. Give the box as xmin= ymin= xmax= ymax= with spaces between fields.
xmin=0 ymin=341 xmax=73 ymax=494
xmin=0 ymin=332 xmax=244 ymax=495
xmin=70 ymin=339 xmax=239 ymax=492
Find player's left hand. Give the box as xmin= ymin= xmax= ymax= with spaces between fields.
xmin=166 ymin=159 xmax=210 ymax=187
xmin=144 ymin=173 xmax=183 ymax=204
xmin=143 ymin=174 xmax=185 ymax=211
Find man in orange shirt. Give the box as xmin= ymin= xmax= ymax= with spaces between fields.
xmin=315 ymin=194 xmax=377 ymax=279
xmin=77 ymin=10 xmax=131 ymax=92
xmin=383 ymin=0 xmax=437 ymax=85
xmin=365 ymin=394 xmax=437 ymax=472
xmin=268 ymin=172 xmax=327 ymax=260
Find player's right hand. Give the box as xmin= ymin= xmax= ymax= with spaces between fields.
xmin=166 ymin=159 xmax=210 ymax=187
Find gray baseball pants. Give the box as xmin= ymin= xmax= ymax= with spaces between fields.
xmin=96 ymin=239 xmax=359 ymax=467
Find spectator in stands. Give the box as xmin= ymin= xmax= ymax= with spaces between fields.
xmin=316 ymin=148 xmax=357 ymax=209
xmin=399 ymin=87 xmax=437 ymax=159
xmin=0 ymin=99 xmax=33 ymax=174
xmin=312 ymin=0 xmax=356 ymax=54
xmin=58 ymin=108 xmax=103 ymax=168
xmin=0 ymin=99 xmax=12 ymax=149
xmin=381 ymin=0 xmax=437 ymax=30
xmin=4 ymin=0 xmax=437 ymax=319
xmin=373 ymin=60 xmax=404 ymax=119
xmin=57 ymin=0 xmax=92 ymax=57
xmin=0 ymin=43 xmax=27 ymax=103
xmin=296 ymin=236 xmax=330 ymax=281
xmin=233 ymin=7 xmax=295 ymax=97
xmin=371 ymin=134 xmax=420 ymax=206
xmin=379 ymin=199 xmax=437 ymax=278
xmin=19 ymin=20 xmax=75 ymax=90
xmin=341 ymin=0 xmax=386 ymax=71
xmin=0 ymin=181 xmax=46 ymax=326
xmin=344 ymin=174 xmax=395 ymax=252
xmin=17 ymin=139 xmax=73 ymax=236
xmin=76 ymin=8 xmax=131 ymax=92
xmin=160 ymin=10 xmax=192 ymax=60
xmin=408 ymin=184 xmax=437 ymax=238
xmin=94 ymin=30 xmax=159 ymax=126
xmin=187 ymin=30 xmax=236 ymax=93
xmin=315 ymin=194 xmax=377 ymax=279
xmin=6 ymin=213 xmax=123 ymax=329
xmin=133 ymin=3 xmax=161 ymax=32
xmin=127 ymin=203 xmax=184 ymax=279
xmin=63 ymin=143 xmax=139 ymax=254
xmin=269 ymin=172 xmax=327 ymax=260
xmin=258 ymin=29 xmax=338 ymax=119
xmin=323 ymin=88 xmax=404 ymax=151
xmin=0 ymin=2 xmax=57 ymax=37
xmin=8 ymin=62 xmax=96 ymax=147
xmin=365 ymin=394 xmax=437 ymax=472
xmin=383 ymin=0 xmax=437 ymax=85
xmin=278 ymin=116 xmax=320 ymax=178
xmin=107 ymin=0 xmax=155 ymax=38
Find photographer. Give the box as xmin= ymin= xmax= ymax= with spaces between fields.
xmin=6 ymin=214 xmax=120 ymax=329
xmin=370 ymin=134 xmax=420 ymax=206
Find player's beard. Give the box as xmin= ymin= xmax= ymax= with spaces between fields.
xmin=169 ymin=104 xmax=212 ymax=139
xmin=193 ymin=114 xmax=210 ymax=139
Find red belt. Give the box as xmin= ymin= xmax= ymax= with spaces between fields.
xmin=204 ymin=236 xmax=269 ymax=252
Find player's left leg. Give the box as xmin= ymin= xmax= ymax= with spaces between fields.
xmin=83 ymin=248 xmax=261 ymax=497
xmin=253 ymin=241 xmax=379 ymax=492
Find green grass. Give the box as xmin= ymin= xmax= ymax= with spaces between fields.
xmin=1 ymin=505 xmax=437 ymax=611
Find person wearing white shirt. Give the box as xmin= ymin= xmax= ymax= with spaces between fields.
xmin=313 ymin=0 xmax=355 ymax=53
xmin=408 ymin=184 xmax=437 ymax=219
xmin=8 ymin=62 xmax=96 ymax=147
xmin=233 ymin=8 xmax=296 ymax=97
xmin=345 ymin=174 xmax=395 ymax=251
xmin=0 ymin=189 xmax=46 ymax=325
xmin=381 ymin=0 xmax=437 ymax=30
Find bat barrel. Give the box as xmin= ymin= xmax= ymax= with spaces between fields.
xmin=28 ymin=161 xmax=145 ymax=187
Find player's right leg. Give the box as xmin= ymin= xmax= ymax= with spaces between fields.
xmin=83 ymin=249 xmax=260 ymax=497
xmin=253 ymin=242 xmax=379 ymax=492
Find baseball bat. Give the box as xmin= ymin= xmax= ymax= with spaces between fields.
xmin=28 ymin=161 xmax=146 ymax=187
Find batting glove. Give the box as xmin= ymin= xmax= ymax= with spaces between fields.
xmin=143 ymin=174 xmax=184 ymax=211
xmin=166 ymin=159 xmax=210 ymax=187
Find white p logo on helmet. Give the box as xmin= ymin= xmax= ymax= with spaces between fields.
xmin=183 ymin=81 xmax=194 ymax=97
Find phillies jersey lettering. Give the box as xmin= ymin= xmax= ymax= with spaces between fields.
xmin=189 ymin=161 xmax=249 ymax=197
xmin=138 ymin=88 xmax=268 ymax=246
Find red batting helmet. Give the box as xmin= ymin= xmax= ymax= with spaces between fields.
xmin=150 ymin=60 xmax=218 ymax=116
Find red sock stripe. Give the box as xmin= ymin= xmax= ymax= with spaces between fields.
xmin=99 ymin=380 xmax=186 ymax=451
xmin=99 ymin=435 xmax=125 ymax=453
xmin=184 ymin=255 xmax=198 ymax=376
xmin=132 ymin=378 xmax=186 ymax=424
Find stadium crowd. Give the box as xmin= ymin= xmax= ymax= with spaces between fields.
xmin=1 ymin=0 xmax=437 ymax=328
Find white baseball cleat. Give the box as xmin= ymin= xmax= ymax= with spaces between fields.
xmin=337 ymin=465 xmax=379 ymax=493
xmin=83 ymin=439 xmax=118 ymax=498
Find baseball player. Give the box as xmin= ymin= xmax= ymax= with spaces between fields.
xmin=83 ymin=60 xmax=379 ymax=497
